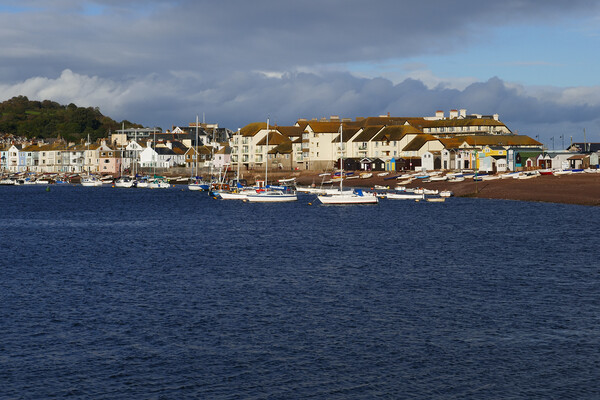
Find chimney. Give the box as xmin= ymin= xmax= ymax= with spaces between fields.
xmin=459 ymin=109 xmax=467 ymax=118
xmin=435 ymin=110 xmax=444 ymax=119
xmin=449 ymin=109 xmax=458 ymax=119
xmin=493 ymin=113 xmax=499 ymax=121
xmin=166 ymin=141 xmax=173 ymax=149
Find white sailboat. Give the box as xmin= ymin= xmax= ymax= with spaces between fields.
xmin=246 ymin=118 xmax=297 ymax=203
xmin=217 ymin=128 xmax=253 ymax=200
xmin=317 ymin=124 xmax=378 ymax=205
xmin=188 ymin=115 xmax=207 ymax=191
xmin=81 ymin=136 xmax=102 ymax=187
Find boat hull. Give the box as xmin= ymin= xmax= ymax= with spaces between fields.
xmin=246 ymin=193 xmax=298 ymax=202
xmin=317 ymin=193 xmax=378 ymax=205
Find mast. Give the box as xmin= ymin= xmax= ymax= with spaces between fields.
xmin=237 ymin=128 xmax=241 ymax=185
xmin=265 ymin=118 xmax=269 ymax=187
xmin=339 ymin=123 xmax=343 ymax=193
xmin=195 ymin=115 xmax=199 ymax=179
xmin=87 ymin=134 xmax=90 ymax=174
xmin=121 ymin=122 xmax=124 ymax=177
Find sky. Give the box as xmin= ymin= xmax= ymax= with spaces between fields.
xmin=1 ymin=0 xmax=600 ymax=149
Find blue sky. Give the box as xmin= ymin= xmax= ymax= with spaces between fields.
xmin=1 ymin=0 xmax=600 ymax=148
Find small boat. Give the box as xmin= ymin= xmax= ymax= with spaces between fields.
xmin=426 ymin=197 xmax=446 ymax=202
xmin=373 ymin=185 xmax=389 ymax=190
xmin=501 ymin=172 xmax=520 ymax=179
xmin=246 ymin=189 xmax=298 ymax=202
xmin=439 ymin=190 xmax=453 ymax=197
xmin=554 ymin=169 xmax=572 ymax=176
xmin=318 ymin=188 xmax=378 ymax=204
xmin=360 ymin=172 xmax=372 ymax=179
xmin=481 ymin=175 xmax=500 ymax=181
xmin=278 ymin=177 xmax=296 ymax=184
xmin=385 ymin=191 xmax=425 ymax=200
xmin=377 ymin=172 xmax=389 ymax=177
xmin=518 ymin=173 xmax=538 ymax=180
xmin=148 ymin=177 xmax=170 ymax=189
xmin=81 ymin=175 xmax=102 ymax=187
xmin=429 ymin=175 xmax=448 ymax=181
xmin=114 ymin=176 xmax=135 ymax=188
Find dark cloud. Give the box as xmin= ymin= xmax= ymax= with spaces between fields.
xmin=1 ymin=0 xmax=600 ymax=147
xmin=1 ymin=0 xmax=599 ymax=81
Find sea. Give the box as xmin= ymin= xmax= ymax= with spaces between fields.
xmin=1 ymin=184 xmax=599 ymax=399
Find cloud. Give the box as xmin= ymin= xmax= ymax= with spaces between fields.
xmin=1 ymin=1 xmax=598 ymax=83
xmin=2 ymin=69 xmax=600 ymax=147
xmin=1 ymin=1 xmax=600 ymax=146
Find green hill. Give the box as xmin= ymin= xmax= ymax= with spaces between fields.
xmin=0 ymin=96 xmax=144 ymax=141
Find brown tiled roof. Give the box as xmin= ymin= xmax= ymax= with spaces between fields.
xmin=372 ymin=125 xmax=422 ymax=141
xmin=332 ymin=127 xmax=361 ymax=143
xmin=240 ymin=122 xmax=267 ymax=137
xmin=305 ymin=121 xmax=344 ymax=133
xmin=276 ymin=126 xmax=303 ymax=138
xmin=345 ymin=117 xmax=425 ymax=128
xmin=269 ymin=141 xmax=293 ymax=154
xmin=257 ymin=131 xmax=291 ymax=146
xmin=461 ymin=135 xmax=541 ymax=147
xmin=403 ymin=134 xmax=441 ymax=151
xmin=353 ymin=126 xmax=383 ymax=142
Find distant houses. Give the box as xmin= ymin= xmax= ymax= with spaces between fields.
xmin=1 ymin=110 xmax=599 ymax=174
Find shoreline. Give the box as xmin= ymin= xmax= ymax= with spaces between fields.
xmin=3 ymin=170 xmax=599 ymax=206
xmin=290 ymin=171 xmax=600 ymax=207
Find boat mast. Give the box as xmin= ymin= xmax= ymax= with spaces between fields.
xmin=121 ymin=122 xmax=124 ymax=177
xmin=339 ymin=123 xmax=343 ymax=193
xmin=195 ymin=114 xmax=199 ymax=179
xmin=237 ymin=128 xmax=241 ymax=185
xmin=265 ymin=118 xmax=269 ymax=187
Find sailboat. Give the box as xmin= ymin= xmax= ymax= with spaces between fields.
xmin=317 ymin=124 xmax=378 ymax=205
xmin=81 ymin=135 xmax=102 ymax=187
xmin=246 ymin=118 xmax=297 ymax=203
xmin=216 ymin=128 xmax=254 ymax=200
xmin=188 ymin=115 xmax=208 ymax=191
xmin=115 ymin=126 xmax=134 ymax=188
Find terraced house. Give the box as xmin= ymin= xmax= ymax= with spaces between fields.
xmin=232 ymin=109 xmax=541 ymax=172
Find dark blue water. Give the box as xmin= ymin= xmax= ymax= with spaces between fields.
xmin=1 ymin=185 xmax=599 ymax=399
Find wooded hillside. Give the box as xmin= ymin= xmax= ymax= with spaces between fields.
xmin=0 ymin=96 xmax=144 ymax=141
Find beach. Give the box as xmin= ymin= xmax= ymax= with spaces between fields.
xmin=290 ymin=172 xmax=600 ymax=207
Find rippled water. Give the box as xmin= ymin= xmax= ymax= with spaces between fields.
xmin=1 ymin=185 xmax=599 ymax=399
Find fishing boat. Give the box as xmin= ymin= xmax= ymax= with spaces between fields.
xmin=317 ymin=124 xmax=378 ymax=205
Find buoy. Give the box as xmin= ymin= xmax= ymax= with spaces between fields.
xmin=45 ymin=186 xmax=50 ymax=192
xmin=308 ymin=202 xmax=312 ymax=205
